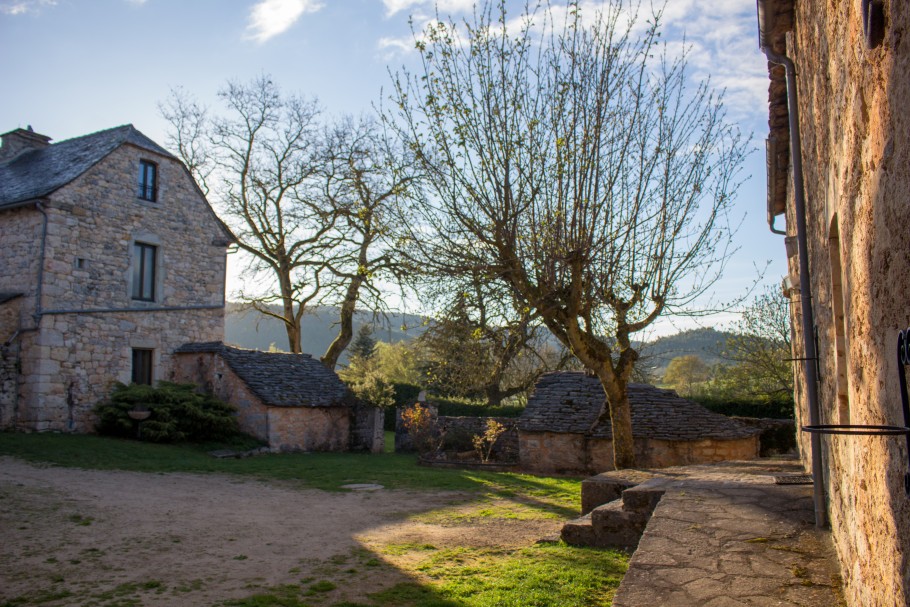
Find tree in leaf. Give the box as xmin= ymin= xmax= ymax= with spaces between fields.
xmin=349 ymin=324 xmax=378 ymax=360
xmin=388 ymin=0 xmax=747 ymax=468
xmin=663 ymin=355 xmax=712 ymax=397
xmin=720 ymin=284 xmax=794 ymax=400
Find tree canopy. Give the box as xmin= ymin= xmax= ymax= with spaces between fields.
xmin=389 ymin=0 xmax=747 ymax=468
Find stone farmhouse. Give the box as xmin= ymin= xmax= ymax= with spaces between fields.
xmin=517 ymin=371 xmax=761 ymax=475
xmin=758 ymin=1 xmax=910 ymax=604
xmin=0 ymin=124 xmax=380 ymax=454
xmin=0 ymin=125 xmax=233 ymax=433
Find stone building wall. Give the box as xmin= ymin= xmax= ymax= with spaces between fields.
xmin=4 ymin=144 xmax=228 ymax=432
xmin=171 ymin=351 xmax=269 ymax=441
xmin=268 ymin=407 xmax=351 ymax=453
xmin=519 ymin=431 xmax=759 ymax=475
xmin=781 ymin=4 xmax=910 ymax=604
xmin=0 ymin=207 xmax=42 ymax=321
xmin=0 ymin=341 xmax=18 ymax=428
xmin=15 ymin=308 xmax=224 ymax=432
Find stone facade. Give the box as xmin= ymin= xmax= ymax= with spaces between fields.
xmin=0 ymin=125 xmax=232 ymax=432
xmin=759 ymin=2 xmax=910 ymax=604
xmin=519 ymin=432 xmax=759 ymax=475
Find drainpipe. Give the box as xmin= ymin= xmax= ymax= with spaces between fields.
xmin=758 ymin=3 xmax=826 ymax=528
xmin=33 ymin=201 xmax=49 ymax=327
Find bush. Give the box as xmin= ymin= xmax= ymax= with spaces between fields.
xmin=690 ymin=395 xmax=795 ymax=420
xmin=95 ymin=382 xmax=240 ymax=443
xmin=433 ymin=395 xmax=524 ymax=418
xmin=400 ymin=403 xmax=443 ymax=456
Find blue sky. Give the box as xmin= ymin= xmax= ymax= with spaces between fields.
xmin=0 ymin=0 xmax=784 ymax=336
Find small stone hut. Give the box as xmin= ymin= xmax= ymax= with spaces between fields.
xmin=518 ymin=371 xmax=761 ymax=474
xmin=173 ymin=342 xmax=381 ymax=453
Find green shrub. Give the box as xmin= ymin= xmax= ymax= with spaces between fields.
xmin=689 ymin=395 xmax=795 ymax=419
xmin=94 ymin=382 xmax=240 ymax=443
xmin=433 ymin=395 xmax=524 ymax=419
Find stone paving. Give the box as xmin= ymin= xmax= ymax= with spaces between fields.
xmin=611 ymin=458 xmax=846 ymax=607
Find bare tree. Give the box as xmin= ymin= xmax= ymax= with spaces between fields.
xmin=317 ymin=116 xmax=420 ymax=369
xmin=389 ymin=1 xmax=747 ymax=468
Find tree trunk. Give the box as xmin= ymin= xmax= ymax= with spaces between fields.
xmin=284 ymin=320 xmax=302 ymax=354
xmin=321 ymin=276 xmax=364 ymax=369
xmin=596 ymin=370 xmax=636 ymax=470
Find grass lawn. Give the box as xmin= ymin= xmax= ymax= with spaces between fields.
xmin=0 ymin=432 xmax=628 ymax=607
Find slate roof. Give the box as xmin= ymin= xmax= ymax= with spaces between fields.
xmin=0 ymin=124 xmax=175 ymax=209
xmin=175 ymin=342 xmax=353 ymax=408
xmin=519 ymin=371 xmax=760 ymax=441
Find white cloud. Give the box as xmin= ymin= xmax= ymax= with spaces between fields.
xmin=382 ymin=0 xmax=473 ymax=17
xmin=378 ymin=36 xmax=414 ymax=53
xmin=125 ymin=0 xmax=148 ymax=5
xmin=246 ymin=0 xmax=324 ymax=44
xmin=0 ymin=0 xmax=56 ymax=16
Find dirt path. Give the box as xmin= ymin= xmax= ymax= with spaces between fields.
xmin=0 ymin=457 xmax=563 ymax=606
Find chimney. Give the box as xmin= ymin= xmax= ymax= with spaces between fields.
xmin=0 ymin=125 xmax=52 ymax=163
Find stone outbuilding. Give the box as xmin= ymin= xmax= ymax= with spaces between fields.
xmin=173 ymin=342 xmax=382 ymax=452
xmin=0 ymin=125 xmax=233 ymax=431
xmin=518 ymin=371 xmax=760 ymax=474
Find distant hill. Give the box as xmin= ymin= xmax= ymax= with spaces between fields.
xmin=225 ymin=305 xmax=733 ymax=376
xmin=224 ymin=303 xmax=426 ymax=362
xmin=636 ymin=328 xmax=734 ymax=379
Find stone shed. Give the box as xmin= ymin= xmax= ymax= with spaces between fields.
xmin=518 ymin=371 xmax=760 ymax=474
xmin=173 ymin=342 xmax=381 ymax=453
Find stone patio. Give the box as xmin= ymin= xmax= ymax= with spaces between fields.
xmin=566 ymin=458 xmax=846 ymax=606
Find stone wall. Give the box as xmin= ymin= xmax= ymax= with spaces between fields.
xmin=520 ymin=431 xmax=759 ymax=475
xmin=781 ymin=4 xmax=910 ymax=604
xmin=14 ymin=307 xmax=225 ymax=432
xmin=0 ymin=297 xmax=23 ymax=343
xmin=0 ymin=341 xmax=18 ymax=428
xmin=0 ymin=207 xmax=41 ymax=322
xmin=350 ymin=404 xmax=385 ymax=453
xmin=436 ymin=416 xmax=519 ymax=461
xmin=4 ymin=144 xmax=229 ymax=432
xmin=171 ymin=351 xmax=268 ymax=441
xmin=268 ymin=406 xmax=351 ymax=453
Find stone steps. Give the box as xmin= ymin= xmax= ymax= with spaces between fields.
xmin=562 ymin=477 xmax=667 ymax=550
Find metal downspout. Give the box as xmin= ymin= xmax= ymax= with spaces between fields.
xmin=33 ymin=201 xmax=49 ymax=327
xmin=760 ymin=44 xmax=827 ymax=528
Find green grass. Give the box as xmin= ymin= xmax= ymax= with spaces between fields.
xmin=371 ymin=543 xmax=626 ymax=607
xmin=222 ymin=542 xmax=625 ymax=607
xmin=0 ymin=433 xmax=581 ymax=509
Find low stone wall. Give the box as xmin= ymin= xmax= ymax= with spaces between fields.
xmin=731 ymin=417 xmax=796 ymax=456
xmin=520 ymin=431 xmax=760 ymax=475
xmin=437 ymin=416 xmax=519 ymax=462
xmin=394 ymin=406 xmax=519 ymax=462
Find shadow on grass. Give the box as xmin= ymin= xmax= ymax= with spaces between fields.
xmin=218 ymin=541 xmax=627 ymax=607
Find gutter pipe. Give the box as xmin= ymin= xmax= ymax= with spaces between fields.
xmin=33 ymin=201 xmax=49 ymax=326
xmin=758 ymin=0 xmax=827 ymax=528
